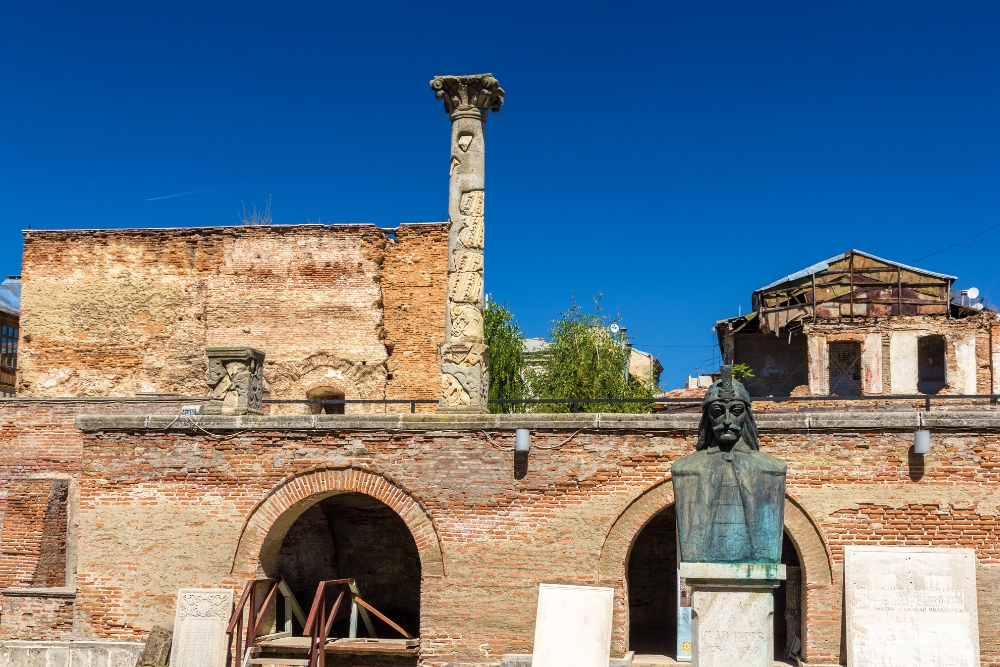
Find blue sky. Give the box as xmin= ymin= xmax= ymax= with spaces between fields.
xmin=3 ymin=1 xmax=1000 ymax=388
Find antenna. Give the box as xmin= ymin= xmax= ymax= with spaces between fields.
xmin=609 ymin=323 xmax=620 ymax=334
xmin=968 ymin=287 xmax=980 ymax=300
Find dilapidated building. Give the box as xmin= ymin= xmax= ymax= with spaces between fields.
xmin=716 ymin=250 xmax=998 ymax=397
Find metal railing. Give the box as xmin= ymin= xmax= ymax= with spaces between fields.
xmin=266 ymin=394 xmax=1000 ymax=413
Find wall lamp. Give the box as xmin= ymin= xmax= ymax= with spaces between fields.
xmin=515 ymin=429 xmax=531 ymax=453
xmin=914 ymin=430 xmax=931 ymax=455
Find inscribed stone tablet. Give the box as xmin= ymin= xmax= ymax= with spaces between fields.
xmin=845 ymin=547 xmax=979 ymax=667
xmin=168 ymin=588 xmax=234 ymax=667
xmin=532 ymin=584 xmax=614 ymax=667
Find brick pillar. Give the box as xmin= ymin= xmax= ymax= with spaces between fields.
xmin=429 ymin=74 xmax=505 ymax=412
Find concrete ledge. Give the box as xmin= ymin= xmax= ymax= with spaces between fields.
xmin=502 ymin=651 xmax=634 ymax=667
xmin=680 ymin=562 xmax=786 ymax=581
xmin=75 ymin=410 xmax=1000 ymax=433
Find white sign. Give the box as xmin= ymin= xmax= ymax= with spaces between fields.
xmin=169 ymin=588 xmax=234 ymax=667
xmin=532 ymin=584 xmax=614 ymax=667
xmin=845 ymin=547 xmax=979 ymax=667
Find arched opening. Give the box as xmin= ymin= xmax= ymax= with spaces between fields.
xmin=306 ymin=386 xmax=345 ymax=414
xmin=627 ymin=506 xmax=803 ymax=663
xmin=627 ymin=505 xmax=678 ymax=656
xmin=269 ymin=492 xmax=421 ymax=638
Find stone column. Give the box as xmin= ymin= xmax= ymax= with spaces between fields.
xmin=429 ymin=74 xmax=505 ymax=412
xmin=680 ymin=562 xmax=786 ymax=667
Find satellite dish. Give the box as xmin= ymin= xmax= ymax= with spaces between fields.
xmin=968 ymin=287 xmax=980 ymax=300
xmin=609 ymin=323 xmax=620 ymax=334
xmin=974 ymin=302 xmax=985 ymax=311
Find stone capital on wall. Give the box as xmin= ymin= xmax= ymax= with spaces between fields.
xmin=430 ymin=74 xmax=505 ymax=119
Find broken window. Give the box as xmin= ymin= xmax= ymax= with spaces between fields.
xmin=306 ymin=387 xmax=345 ymax=414
xmin=917 ymin=335 xmax=946 ymax=395
xmin=829 ymin=341 xmax=862 ymax=396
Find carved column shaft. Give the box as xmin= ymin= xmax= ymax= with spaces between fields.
xmin=430 ymin=74 xmax=504 ymax=412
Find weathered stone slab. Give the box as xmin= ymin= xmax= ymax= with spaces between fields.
xmin=168 ymin=589 xmax=233 ymax=667
xmin=845 ymin=546 xmax=979 ymax=667
xmin=690 ymin=588 xmax=774 ymax=667
xmin=134 ymin=625 xmax=171 ymax=667
xmin=531 ymin=583 xmax=614 ymax=667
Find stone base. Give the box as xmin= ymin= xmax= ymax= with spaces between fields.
xmin=501 ymin=651 xmax=634 ymax=667
xmin=0 ymin=640 xmax=143 ymax=667
xmin=680 ymin=563 xmax=785 ymax=667
xmin=435 ymin=402 xmax=489 ymax=414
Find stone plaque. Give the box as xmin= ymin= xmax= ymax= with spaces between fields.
xmin=845 ymin=546 xmax=979 ymax=667
xmin=532 ymin=584 xmax=614 ymax=667
xmin=168 ymin=588 xmax=234 ymax=667
xmin=690 ymin=589 xmax=773 ymax=667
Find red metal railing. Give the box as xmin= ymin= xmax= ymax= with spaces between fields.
xmin=302 ymin=578 xmax=413 ymax=667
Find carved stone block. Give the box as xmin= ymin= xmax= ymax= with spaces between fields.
xmin=205 ymin=347 xmax=265 ymax=415
xmin=458 ymin=215 xmax=485 ymax=249
xmin=450 ymin=304 xmax=484 ymax=342
xmin=440 ymin=342 xmax=488 ymax=409
xmin=460 ymin=190 xmax=485 ymax=216
xmin=448 ymin=272 xmax=483 ymax=303
xmin=454 ymin=250 xmax=484 ymax=273
xmin=135 ymin=625 xmax=172 ymax=667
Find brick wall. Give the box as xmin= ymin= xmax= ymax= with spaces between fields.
xmin=382 ymin=225 xmax=447 ymax=412
xmin=4 ymin=407 xmax=1000 ymax=665
xmin=17 ymin=224 xmax=447 ymax=409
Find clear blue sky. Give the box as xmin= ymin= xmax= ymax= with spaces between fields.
xmin=4 ymin=1 xmax=1000 ymax=388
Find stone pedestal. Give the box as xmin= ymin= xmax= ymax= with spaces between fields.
xmin=680 ymin=563 xmax=785 ymax=667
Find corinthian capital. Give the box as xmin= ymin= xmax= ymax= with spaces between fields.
xmin=430 ymin=74 xmax=505 ymax=116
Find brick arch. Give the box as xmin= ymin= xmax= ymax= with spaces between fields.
xmin=230 ymin=466 xmax=444 ymax=579
xmin=597 ymin=478 xmax=832 ymax=658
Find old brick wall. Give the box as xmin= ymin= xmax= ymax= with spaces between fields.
xmin=17 ymin=224 xmax=448 ymax=410
xmin=382 ymin=224 xmax=447 ymax=412
xmin=6 ymin=412 xmax=984 ymax=667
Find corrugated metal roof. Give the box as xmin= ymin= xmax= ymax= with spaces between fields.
xmin=0 ymin=276 xmax=20 ymax=317
xmin=754 ymin=250 xmax=956 ymax=294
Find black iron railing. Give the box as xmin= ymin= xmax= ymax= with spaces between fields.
xmin=265 ymin=394 xmax=1000 ymax=413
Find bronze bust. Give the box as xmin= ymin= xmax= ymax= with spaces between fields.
xmin=672 ymin=365 xmax=786 ymax=563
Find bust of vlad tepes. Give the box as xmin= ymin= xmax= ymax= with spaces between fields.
xmin=672 ymin=365 xmax=786 ymax=564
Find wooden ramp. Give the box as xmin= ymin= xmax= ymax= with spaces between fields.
xmin=257 ymin=636 xmax=420 ymax=657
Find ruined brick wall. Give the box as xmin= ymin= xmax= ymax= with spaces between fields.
xmin=4 ymin=413 xmax=984 ymax=666
xmin=18 ymin=225 xmax=448 ymax=410
xmin=382 ymin=224 xmax=447 ymax=411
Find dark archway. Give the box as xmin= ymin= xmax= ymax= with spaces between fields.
xmin=627 ymin=506 xmax=678 ymax=656
xmin=271 ymin=492 xmax=421 ymax=638
xmin=774 ymin=532 xmax=802 ymax=661
xmin=306 ymin=386 xmax=345 ymax=414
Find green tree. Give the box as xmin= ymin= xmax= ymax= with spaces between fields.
xmin=483 ymin=300 xmax=528 ymax=413
xmin=530 ymin=298 xmax=655 ymax=413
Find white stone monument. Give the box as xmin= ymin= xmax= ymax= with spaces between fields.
xmin=680 ymin=562 xmax=785 ymax=667
xmin=168 ymin=588 xmax=234 ymax=667
xmin=531 ymin=583 xmax=615 ymax=667
xmin=845 ymin=546 xmax=980 ymax=667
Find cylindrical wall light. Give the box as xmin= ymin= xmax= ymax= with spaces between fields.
xmin=914 ymin=430 xmax=931 ymax=455
xmin=515 ymin=429 xmax=531 ymax=453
